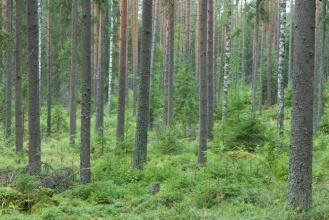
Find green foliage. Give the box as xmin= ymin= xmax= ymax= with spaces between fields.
xmin=14 ymin=174 xmax=39 ymax=194
xmin=153 ymin=126 xmax=185 ymax=154
xmin=173 ymin=63 xmax=198 ymax=129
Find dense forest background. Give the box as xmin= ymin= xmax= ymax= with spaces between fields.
xmin=0 ymin=0 xmax=327 ymax=219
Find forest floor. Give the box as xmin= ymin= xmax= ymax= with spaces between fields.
xmin=1 ymin=95 xmax=329 ymax=219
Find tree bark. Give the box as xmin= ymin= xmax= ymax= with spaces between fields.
xmin=132 ymin=0 xmax=139 ymax=116
xmin=207 ymin=0 xmax=214 ymax=140
xmin=266 ymin=0 xmax=274 ymax=106
xmin=116 ymin=0 xmax=128 ymax=147
xmin=108 ymin=0 xmax=113 ymax=115
xmin=198 ymin=0 xmax=208 ymax=165
xmin=69 ymin=0 xmax=78 ymax=145
xmin=2 ymin=0 xmax=12 ymax=139
xmin=28 ymin=0 xmax=41 ymax=175
xmin=96 ymin=10 xmax=105 ymax=137
xmin=46 ymin=0 xmax=52 ymax=137
xmin=133 ymin=0 xmax=153 ymax=169
xmin=277 ymin=0 xmax=287 ymax=136
xmin=287 ymin=0 xmax=315 ymax=209
xmin=80 ymin=0 xmax=92 ymax=184
xmin=15 ymin=0 xmax=23 ymax=152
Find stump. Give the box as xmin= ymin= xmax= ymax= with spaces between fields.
xmin=149 ymin=182 xmax=160 ymax=195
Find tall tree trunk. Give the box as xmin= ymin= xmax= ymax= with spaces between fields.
xmin=149 ymin=0 xmax=158 ymax=128
xmin=288 ymin=0 xmax=295 ymax=83
xmin=38 ymin=0 xmax=42 ymax=97
xmin=46 ymin=0 xmax=52 ymax=137
xmin=28 ymin=0 xmax=41 ymax=175
xmin=221 ymin=3 xmax=232 ymax=123
xmin=317 ymin=0 xmax=327 ymax=126
xmin=116 ymin=0 xmax=128 ymax=147
xmin=198 ymin=0 xmax=208 ymax=165
xmin=251 ymin=0 xmax=260 ymax=116
xmin=133 ymin=0 xmax=153 ymax=169
xmin=195 ymin=0 xmax=200 ymax=80
xmin=207 ymin=0 xmax=214 ymax=139
xmin=287 ymin=0 xmax=315 ymax=209
xmin=80 ymin=0 xmax=91 ymax=184
xmin=184 ymin=0 xmax=191 ymax=59
xmin=15 ymin=0 xmax=23 ymax=152
xmin=277 ymin=0 xmax=287 ymax=136
xmin=164 ymin=0 xmax=175 ymax=126
xmin=108 ymin=0 xmax=113 ymax=115
xmin=2 ymin=0 xmax=12 ymax=139
xmin=69 ymin=0 xmax=78 ymax=145
xmin=96 ymin=10 xmax=105 ymax=137
xmin=266 ymin=0 xmax=274 ymax=106
xmin=132 ymin=0 xmax=139 ymax=115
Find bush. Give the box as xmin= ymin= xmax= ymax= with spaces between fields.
xmin=153 ymin=126 xmax=185 ymax=154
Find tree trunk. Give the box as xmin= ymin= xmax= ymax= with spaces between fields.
xmin=116 ymin=0 xmax=128 ymax=147
xmin=222 ymin=4 xmax=232 ymax=123
xmin=46 ymin=0 xmax=52 ymax=137
xmin=277 ymin=0 xmax=287 ymax=136
xmin=132 ymin=0 xmax=139 ymax=116
xmin=198 ymin=0 xmax=208 ymax=165
xmin=266 ymin=0 xmax=274 ymax=106
xmin=15 ymin=0 xmax=23 ymax=152
xmin=251 ymin=0 xmax=260 ymax=116
xmin=28 ymin=0 xmax=41 ymax=175
xmin=96 ymin=10 xmax=105 ymax=137
xmin=207 ymin=0 xmax=214 ymax=139
xmin=2 ymin=0 xmax=12 ymax=139
xmin=108 ymin=0 xmax=113 ymax=115
xmin=164 ymin=0 xmax=175 ymax=126
xmin=133 ymin=0 xmax=153 ymax=169
xmin=80 ymin=0 xmax=91 ymax=184
xmin=69 ymin=0 xmax=78 ymax=145
xmin=38 ymin=0 xmax=42 ymax=97
xmin=287 ymin=0 xmax=315 ymax=209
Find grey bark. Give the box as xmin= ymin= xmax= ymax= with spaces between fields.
xmin=15 ymin=0 xmax=23 ymax=152
xmin=3 ymin=0 xmax=12 ymax=139
xmin=198 ymin=0 xmax=208 ymax=165
xmin=287 ymin=0 xmax=315 ymax=209
xmin=207 ymin=0 xmax=214 ymax=140
xmin=69 ymin=0 xmax=77 ymax=145
xmin=46 ymin=0 xmax=52 ymax=137
xmin=80 ymin=0 xmax=91 ymax=184
xmin=133 ymin=0 xmax=153 ymax=169
xmin=28 ymin=0 xmax=41 ymax=175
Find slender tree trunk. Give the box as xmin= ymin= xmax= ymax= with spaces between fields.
xmin=164 ymin=1 xmax=175 ymax=126
xmin=116 ymin=0 xmax=128 ymax=147
xmin=46 ymin=0 xmax=52 ymax=137
xmin=207 ymin=0 xmax=214 ymax=139
xmin=251 ymin=0 xmax=260 ymax=116
xmin=133 ymin=0 xmax=153 ymax=169
xmin=266 ymin=0 xmax=274 ymax=106
xmin=317 ymin=0 xmax=327 ymax=125
xmin=38 ymin=0 xmax=42 ymax=97
xmin=195 ymin=0 xmax=200 ymax=80
xmin=69 ymin=0 xmax=78 ymax=145
xmin=132 ymin=0 xmax=139 ymax=116
xmin=198 ymin=0 xmax=208 ymax=165
xmin=287 ymin=0 xmax=315 ymax=209
xmin=277 ymin=0 xmax=287 ymax=136
xmin=3 ymin=0 xmax=12 ymax=139
xmin=28 ymin=0 xmax=41 ymax=175
xmin=149 ymin=0 xmax=158 ymax=128
xmin=15 ymin=0 xmax=23 ymax=152
xmin=80 ymin=0 xmax=91 ymax=184
xmin=288 ymin=0 xmax=295 ymax=83
xmin=96 ymin=10 xmax=105 ymax=137
xmin=108 ymin=0 xmax=113 ymax=115
xmin=222 ymin=4 xmax=232 ymax=123
xmin=185 ymin=0 xmax=191 ymax=59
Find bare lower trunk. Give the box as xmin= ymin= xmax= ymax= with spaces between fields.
xmin=207 ymin=0 xmax=214 ymax=140
xmin=46 ymin=0 xmax=52 ymax=137
xmin=15 ymin=0 xmax=23 ymax=152
xmin=198 ymin=0 xmax=208 ymax=165
xmin=133 ymin=0 xmax=153 ymax=169
xmin=69 ymin=0 xmax=78 ymax=145
xmin=108 ymin=0 xmax=113 ymax=115
xmin=287 ymin=0 xmax=315 ymax=209
xmin=277 ymin=0 xmax=287 ymax=136
xmin=28 ymin=0 xmax=41 ymax=175
xmin=80 ymin=0 xmax=91 ymax=184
